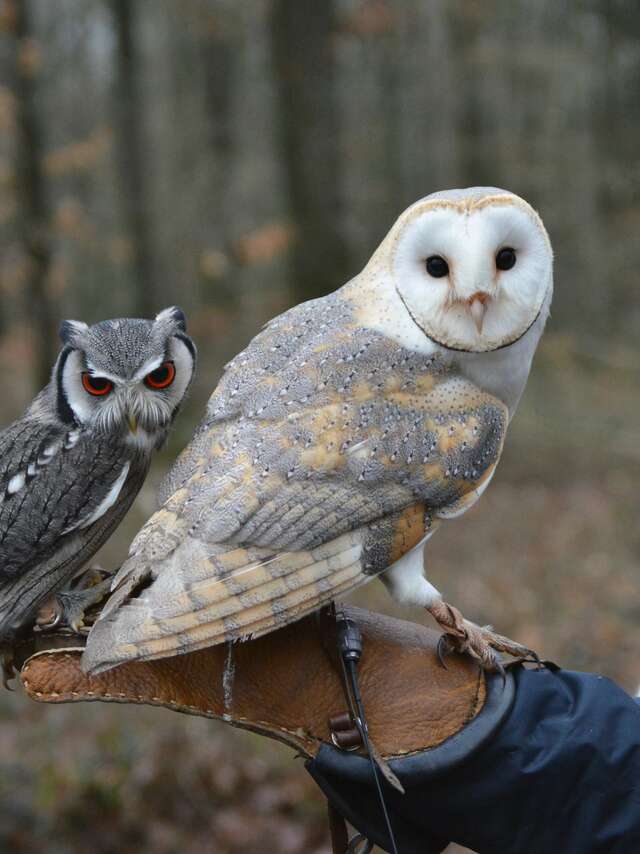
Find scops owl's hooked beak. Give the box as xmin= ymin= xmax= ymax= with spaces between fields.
xmin=127 ymin=414 xmax=138 ymax=434
xmin=468 ymin=293 xmax=490 ymax=334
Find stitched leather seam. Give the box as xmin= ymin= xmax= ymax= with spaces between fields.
xmin=21 ymin=654 xmax=320 ymax=747
xmin=21 ymin=664 xmax=465 ymax=758
xmin=21 ymin=651 xmax=481 ymax=758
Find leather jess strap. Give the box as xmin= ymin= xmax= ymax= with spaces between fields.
xmin=18 ymin=605 xmax=487 ymax=761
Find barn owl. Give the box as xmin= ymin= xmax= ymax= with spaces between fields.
xmin=83 ymin=187 xmax=552 ymax=674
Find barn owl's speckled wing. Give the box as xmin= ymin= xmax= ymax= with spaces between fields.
xmin=83 ymin=292 xmax=507 ymax=671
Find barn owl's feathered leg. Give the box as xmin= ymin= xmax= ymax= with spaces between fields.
xmin=382 ymin=545 xmax=536 ymax=671
xmin=381 ymin=543 xmax=441 ymax=607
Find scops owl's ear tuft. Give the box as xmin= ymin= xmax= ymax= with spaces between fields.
xmin=59 ymin=319 xmax=90 ymax=348
xmin=154 ymin=306 xmax=187 ymax=332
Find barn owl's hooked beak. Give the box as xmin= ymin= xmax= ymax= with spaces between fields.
xmin=468 ymin=293 xmax=490 ymax=333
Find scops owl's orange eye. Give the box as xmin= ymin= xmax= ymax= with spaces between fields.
xmin=82 ymin=373 xmax=113 ymax=396
xmin=144 ymin=361 xmax=175 ymax=390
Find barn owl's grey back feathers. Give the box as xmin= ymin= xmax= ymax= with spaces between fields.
xmin=159 ymin=293 xmax=504 ymax=519
xmin=0 ymin=306 xmax=195 ymax=642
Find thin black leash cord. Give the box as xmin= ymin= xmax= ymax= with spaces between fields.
xmin=335 ymin=612 xmax=400 ymax=854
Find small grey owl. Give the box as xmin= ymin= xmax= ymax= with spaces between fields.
xmin=84 ymin=188 xmax=552 ymax=674
xmin=0 ymin=306 xmax=195 ymax=654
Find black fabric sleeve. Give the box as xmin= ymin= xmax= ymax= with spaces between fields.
xmin=306 ymin=666 xmax=640 ymax=854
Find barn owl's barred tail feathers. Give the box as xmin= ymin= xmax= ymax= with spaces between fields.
xmin=82 ymin=531 xmax=367 ymax=672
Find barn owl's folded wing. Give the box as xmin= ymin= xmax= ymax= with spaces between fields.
xmin=83 ymin=360 xmax=507 ymax=673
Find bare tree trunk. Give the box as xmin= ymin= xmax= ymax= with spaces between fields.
xmin=449 ymin=2 xmax=492 ymax=189
xmin=270 ymin=0 xmax=349 ymax=302
xmin=199 ymin=16 xmax=237 ymax=312
xmin=12 ymin=0 xmax=56 ymax=389
xmin=110 ymin=0 xmax=155 ymax=317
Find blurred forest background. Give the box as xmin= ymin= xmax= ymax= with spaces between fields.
xmin=0 ymin=0 xmax=639 ymax=852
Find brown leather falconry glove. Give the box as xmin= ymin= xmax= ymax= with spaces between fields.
xmin=17 ymin=607 xmax=640 ymax=854
xmin=16 ymin=606 xmax=511 ymax=854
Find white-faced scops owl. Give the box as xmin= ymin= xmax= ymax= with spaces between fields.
xmin=0 ymin=306 xmax=195 ymax=656
xmin=83 ymin=188 xmax=552 ymax=674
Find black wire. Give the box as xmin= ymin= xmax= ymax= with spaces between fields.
xmin=346 ymin=658 xmax=400 ymax=854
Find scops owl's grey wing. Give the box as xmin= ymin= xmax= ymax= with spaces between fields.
xmin=0 ymin=416 xmax=146 ymax=630
xmin=84 ymin=294 xmax=507 ymax=672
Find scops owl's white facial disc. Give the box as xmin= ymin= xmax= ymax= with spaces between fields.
xmin=389 ymin=190 xmax=553 ymax=353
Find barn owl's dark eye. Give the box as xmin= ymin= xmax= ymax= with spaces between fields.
xmin=425 ymin=255 xmax=449 ymax=278
xmin=496 ymin=247 xmax=516 ymax=271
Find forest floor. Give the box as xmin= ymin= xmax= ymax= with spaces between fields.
xmin=0 ymin=336 xmax=637 ymax=853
